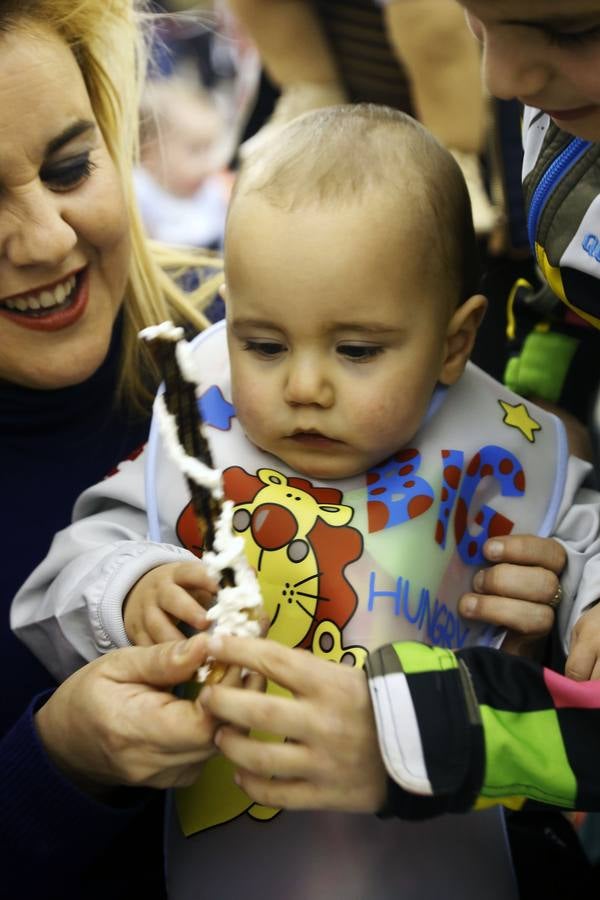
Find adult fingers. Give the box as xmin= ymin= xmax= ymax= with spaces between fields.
xmin=243 ymin=669 xmax=266 ymax=693
xmin=202 ymin=635 xmax=323 ymax=697
xmin=565 ymin=643 xmax=596 ymax=682
xmin=107 ymin=634 xmax=211 ymax=688
xmin=482 ymin=535 xmax=566 ymax=574
xmin=470 ymin=563 xmax=560 ymax=606
xmin=459 ymin=592 xmax=555 ymax=637
xmin=215 ymin=726 xmax=310 ymax=779
xmin=234 ymin=769 xmax=311 ymax=810
xmin=200 ymin=683 xmax=311 ymax=742
xmin=220 ymin=663 xmax=244 ymax=689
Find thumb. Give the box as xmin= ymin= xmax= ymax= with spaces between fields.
xmin=565 ymin=641 xmax=595 ymax=682
xmin=109 ymin=634 xmax=210 ymax=688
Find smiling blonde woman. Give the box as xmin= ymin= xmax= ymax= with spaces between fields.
xmin=0 ymin=3 xmax=223 ymax=899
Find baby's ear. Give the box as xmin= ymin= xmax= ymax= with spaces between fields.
xmin=439 ymin=294 xmax=487 ymax=385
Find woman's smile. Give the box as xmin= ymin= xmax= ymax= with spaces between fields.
xmin=0 ymin=266 xmax=88 ymax=331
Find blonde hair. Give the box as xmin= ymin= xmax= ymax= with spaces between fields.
xmin=1 ymin=0 xmax=222 ymax=410
xmin=233 ymin=104 xmax=480 ymax=305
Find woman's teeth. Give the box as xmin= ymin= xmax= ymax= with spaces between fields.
xmin=3 ymin=274 xmax=77 ymax=312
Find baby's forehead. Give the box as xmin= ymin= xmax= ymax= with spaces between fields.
xmin=227 ymin=189 xmax=445 ymax=285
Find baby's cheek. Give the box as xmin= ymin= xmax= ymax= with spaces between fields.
xmin=364 ymin=396 xmax=423 ymax=448
xmin=233 ymin=388 xmax=267 ymax=441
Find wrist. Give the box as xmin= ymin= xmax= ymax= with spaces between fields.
xmin=34 ymin=696 xmax=113 ymax=799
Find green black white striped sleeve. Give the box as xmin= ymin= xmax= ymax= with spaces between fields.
xmin=366 ymin=642 xmax=600 ymax=818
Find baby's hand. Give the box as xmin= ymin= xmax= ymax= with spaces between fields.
xmin=566 ymin=603 xmax=600 ymax=681
xmin=199 ymin=635 xmax=388 ymax=814
xmin=124 ymin=562 xmax=218 ymax=646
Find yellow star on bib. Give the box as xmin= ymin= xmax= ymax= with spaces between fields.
xmin=498 ymin=400 xmax=541 ymax=443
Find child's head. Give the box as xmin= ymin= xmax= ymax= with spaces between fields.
xmin=459 ymin=0 xmax=600 ymax=141
xmin=140 ymin=78 xmax=222 ymax=198
xmin=224 ymin=104 xmax=486 ymax=480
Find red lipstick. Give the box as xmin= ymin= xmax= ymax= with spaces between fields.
xmin=0 ymin=267 xmax=89 ymax=332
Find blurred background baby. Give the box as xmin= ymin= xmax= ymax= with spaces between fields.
xmin=135 ymin=77 xmax=233 ymax=249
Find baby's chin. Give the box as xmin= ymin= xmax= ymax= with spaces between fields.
xmin=261 ymin=446 xmax=367 ymax=481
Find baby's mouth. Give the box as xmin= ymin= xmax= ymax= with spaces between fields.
xmin=291 ymin=430 xmax=341 ymax=446
xmin=0 ymin=270 xmax=82 ymax=318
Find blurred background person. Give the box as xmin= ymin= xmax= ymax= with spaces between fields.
xmin=229 ymin=0 xmax=497 ymax=235
xmin=135 ymin=78 xmax=233 ymax=249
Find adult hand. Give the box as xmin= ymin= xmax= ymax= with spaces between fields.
xmin=35 ymin=634 xmax=238 ymax=794
xmin=458 ymin=535 xmax=566 ymax=655
xmin=199 ymin=635 xmax=388 ymax=814
xmin=566 ymin=602 xmax=600 ymax=681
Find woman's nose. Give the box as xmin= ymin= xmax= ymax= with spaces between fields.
xmin=2 ymin=187 xmax=77 ymax=267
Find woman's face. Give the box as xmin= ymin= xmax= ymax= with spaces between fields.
xmin=0 ymin=22 xmax=130 ymax=389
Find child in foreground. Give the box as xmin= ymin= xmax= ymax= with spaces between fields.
xmin=12 ymin=105 xmax=600 ymax=898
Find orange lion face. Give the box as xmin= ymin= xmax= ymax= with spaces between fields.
xmin=176 ymin=465 xmax=363 ymax=648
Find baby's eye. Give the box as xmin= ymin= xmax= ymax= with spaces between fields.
xmin=41 ymin=153 xmax=96 ymax=192
xmin=243 ymin=339 xmax=286 ymax=357
xmin=337 ymin=343 xmax=383 ymax=361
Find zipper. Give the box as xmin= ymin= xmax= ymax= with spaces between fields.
xmin=527 ymin=136 xmax=591 ymax=250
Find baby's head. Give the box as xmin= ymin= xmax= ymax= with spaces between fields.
xmin=140 ymin=78 xmax=222 ymax=198
xmin=224 ymin=104 xmax=486 ymax=479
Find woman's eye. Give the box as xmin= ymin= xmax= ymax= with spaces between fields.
xmin=337 ymin=344 xmax=383 ymax=361
xmin=243 ymin=340 xmax=285 ymax=357
xmin=41 ymin=153 xmax=96 ymax=192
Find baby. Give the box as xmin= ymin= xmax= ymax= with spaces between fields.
xmin=135 ymin=77 xmax=231 ymax=249
xmin=13 ymin=105 xmax=600 ymax=898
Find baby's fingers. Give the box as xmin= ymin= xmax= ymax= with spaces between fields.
xmin=146 ymin=606 xmax=190 ymax=644
xmin=172 ymin=562 xmax=219 ymax=594
xmin=159 ymin=585 xmax=210 ymax=631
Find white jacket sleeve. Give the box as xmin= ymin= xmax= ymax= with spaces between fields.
xmin=553 ymin=455 xmax=600 ymax=654
xmin=10 ymin=447 xmax=197 ymax=682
